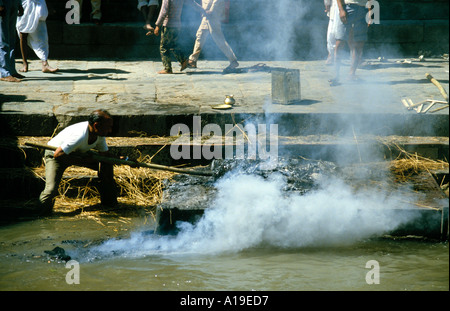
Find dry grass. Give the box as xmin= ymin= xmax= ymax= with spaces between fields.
xmin=32 ymin=151 xmax=177 ymax=221
xmin=389 ymin=144 xmax=449 ymax=183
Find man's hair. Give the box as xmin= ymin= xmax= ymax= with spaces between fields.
xmin=88 ymin=109 xmax=112 ymax=125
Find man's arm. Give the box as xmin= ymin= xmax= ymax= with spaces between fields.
xmin=53 ymin=146 xmax=66 ymax=158
xmin=324 ymin=0 xmax=331 ymax=13
xmin=154 ymin=0 xmax=169 ymax=36
xmin=155 ymin=0 xmax=169 ymax=27
xmin=336 ymin=0 xmax=347 ymax=24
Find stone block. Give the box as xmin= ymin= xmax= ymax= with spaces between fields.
xmin=271 ymin=68 xmax=301 ymax=105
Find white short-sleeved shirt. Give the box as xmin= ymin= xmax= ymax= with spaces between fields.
xmin=48 ymin=121 xmax=108 ymax=154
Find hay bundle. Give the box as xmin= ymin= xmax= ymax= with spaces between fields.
xmin=32 ymin=153 xmax=176 ymax=216
xmin=390 ymin=147 xmax=448 ymax=183
xmin=113 ymin=154 xmax=175 ymax=206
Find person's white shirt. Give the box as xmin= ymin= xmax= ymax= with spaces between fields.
xmin=48 ymin=121 xmax=108 ymax=155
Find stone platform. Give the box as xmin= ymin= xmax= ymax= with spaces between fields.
xmin=1 ymin=58 xmax=449 ymax=137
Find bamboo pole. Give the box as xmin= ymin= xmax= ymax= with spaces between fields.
xmin=25 ymin=142 xmax=214 ymax=177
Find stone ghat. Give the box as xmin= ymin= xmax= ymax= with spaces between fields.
xmin=155 ymin=158 xmax=449 ymax=241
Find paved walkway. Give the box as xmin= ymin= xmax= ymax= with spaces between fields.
xmin=1 ymin=57 xmax=449 ymax=136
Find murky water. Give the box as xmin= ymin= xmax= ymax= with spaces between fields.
xmin=1 ymin=163 xmax=448 ymax=291
xmin=0 ymin=215 xmax=447 ymax=291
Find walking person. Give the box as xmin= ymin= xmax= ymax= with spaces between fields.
xmin=187 ymin=0 xmax=238 ymax=73
xmin=0 ymin=0 xmax=24 ymax=82
xmin=153 ymin=0 xmax=203 ymax=74
xmin=16 ymin=0 xmax=58 ymax=73
xmin=331 ymin=0 xmax=369 ymax=85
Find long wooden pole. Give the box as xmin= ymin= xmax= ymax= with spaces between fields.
xmin=25 ymin=142 xmax=214 ymax=177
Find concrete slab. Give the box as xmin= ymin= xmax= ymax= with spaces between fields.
xmin=1 ymin=58 xmax=448 ymax=138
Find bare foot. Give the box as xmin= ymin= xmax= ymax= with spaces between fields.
xmin=144 ymin=24 xmax=154 ymax=35
xmin=158 ymin=69 xmax=173 ymax=74
xmin=19 ymin=65 xmax=28 ymax=73
xmin=143 ymin=24 xmax=154 ymax=31
xmin=347 ymin=75 xmax=363 ymax=83
xmin=42 ymin=65 xmax=58 ymax=73
xmin=0 ymin=75 xmax=22 ymax=82
xmin=328 ymin=78 xmax=340 ymax=86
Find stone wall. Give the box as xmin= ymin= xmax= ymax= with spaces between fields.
xmin=32 ymin=0 xmax=450 ymax=59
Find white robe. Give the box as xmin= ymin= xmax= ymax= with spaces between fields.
xmin=327 ymin=0 xmax=345 ymax=55
xmin=16 ymin=0 xmax=49 ymax=61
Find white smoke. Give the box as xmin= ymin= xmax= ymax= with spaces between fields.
xmin=88 ymin=171 xmax=417 ymax=259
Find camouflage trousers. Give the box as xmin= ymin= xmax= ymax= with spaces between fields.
xmin=160 ymin=26 xmax=187 ymax=71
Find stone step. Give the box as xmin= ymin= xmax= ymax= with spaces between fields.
xmin=16 ymin=135 xmax=450 ymax=167
xmin=3 ymin=111 xmax=449 ymax=138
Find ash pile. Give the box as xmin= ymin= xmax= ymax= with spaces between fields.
xmin=159 ymin=158 xmax=339 ymax=211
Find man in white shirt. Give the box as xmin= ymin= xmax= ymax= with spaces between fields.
xmin=39 ymin=109 xmax=118 ymax=213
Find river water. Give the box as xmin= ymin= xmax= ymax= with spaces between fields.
xmin=0 ymin=212 xmax=448 ymax=291
xmin=1 ymin=168 xmax=448 ymax=291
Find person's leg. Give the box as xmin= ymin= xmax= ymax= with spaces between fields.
xmin=67 ymin=155 xmax=117 ymax=206
xmin=188 ymin=18 xmax=210 ymax=67
xmin=98 ymin=162 xmax=118 ymax=206
xmin=348 ymin=40 xmax=364 ymax=78
xmin=138 ymin=1 xmax=151 ymax=31
xmin=159 ymin=26 xmax=173 ymax=73
xmin=19 ymin=33 xmax=28 ymax=72
xmin=346 ymin=5 xmax=367 ymax=79
xmin=0 ymin=0 xmax=21 ymax=81
xmin=326 ymin=18 xmax=335 ymax=65
xmin=330 ymin=39 xmax=346 ymax=85
xmin=146 ymin=1 xmax=158 ymax=30
xmin=35 ymin=22 xmax=58 ymax=73
xmin=168 ymin=27 xmax=188 ymax=70
xmin=39 ymin=151 xmax=68 ymax=213
xmin=90 ymin=0 xmax=102 ymax=23
xmin=331 ymin=3 xmax=351 ymax=85
xmin=207 ymin=16 xmax=237 ymax=67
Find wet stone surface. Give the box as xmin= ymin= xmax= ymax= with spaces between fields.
xmin=160 ymin=157 xmax=340 ymax=211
